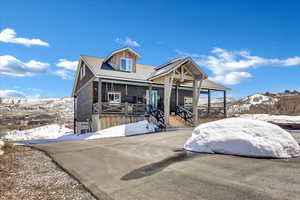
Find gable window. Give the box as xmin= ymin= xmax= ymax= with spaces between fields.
xmin=120 ymin=58 xmax=132 ymax=72
xmin=108 ymin=91 xmax=121 ymax=104
xmin=80 ymin=63 xmax=86 ymax=80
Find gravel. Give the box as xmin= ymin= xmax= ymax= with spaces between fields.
xmin=0 ymin=146 xmax=96 ymax=200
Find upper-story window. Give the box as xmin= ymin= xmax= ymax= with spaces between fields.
xmin=120 ymin=58 xmax=132 ymax=72
xmin=80 ymin=63 xmax=86 ymax=80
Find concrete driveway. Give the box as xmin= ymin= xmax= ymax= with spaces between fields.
xmin=33 ymin=130 xmax=300 ymax=200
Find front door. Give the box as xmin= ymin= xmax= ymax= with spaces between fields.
xmin=146 ymin=90 xmax=158 ymax=108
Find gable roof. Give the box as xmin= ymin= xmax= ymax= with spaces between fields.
xmin=81 ymin=55 xmax=154 ymax=82
xmin=102 ymin=47 xmax=141 ymax=63
xmin=78 ymin=55 xmax=230 ymax=91
xmin=148 ymin=57 xmax=208 ymax=81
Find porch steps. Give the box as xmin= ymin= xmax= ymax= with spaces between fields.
xmin=169 ymin=115 xmax=193 ymax=128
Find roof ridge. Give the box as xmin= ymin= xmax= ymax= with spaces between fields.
xmin=80 ymin=54 xmax=104 ymax=59
xmin=155 ymin=57 xmax=187 ymax=70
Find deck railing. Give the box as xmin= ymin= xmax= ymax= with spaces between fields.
xmin=198 ymin=106 xmax=226 ymax=118
xmin=92 ymin=102 xmax=147 ymax=115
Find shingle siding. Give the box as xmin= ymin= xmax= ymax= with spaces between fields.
xmin=76 ymin=82 xmax=93 ymax=122
xmin=75 ymin=60 xmax=94 ymax=93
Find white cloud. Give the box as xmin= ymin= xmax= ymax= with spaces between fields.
xmin=176 ymin=48 xmax=300 ymax=85
xmin=0 ymin=55 xmax=49 ymax=76
xmin=0 ymin=90 xmax=25 ymax=98
xmin=210 ymin=72 xmax=252 ymax=85
xmin=115 ymin=37 xmax=141 ymax=47
xmin=56 ymin=59 xmax=78 ymax=71
xmin=0 ymin=28 xmax=49 ymax=47
xmin=54 ymin=69 xmax=73 ymax=80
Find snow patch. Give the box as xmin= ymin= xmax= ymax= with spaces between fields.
xmin=4 ymin=124 xmax=73 ymax=141
xmin=20 ymin=120 xmax=158 ymax=145
xmin=240 ymin=114 xmax=300 ymax=124
xmin=184 ymin=118 xmax=300 ymax=158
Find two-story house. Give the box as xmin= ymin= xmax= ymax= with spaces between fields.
xmin=72 ymin=47 xmax=230 ymax=132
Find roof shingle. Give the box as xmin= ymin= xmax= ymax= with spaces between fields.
xmin=80 ymin=55 xmax=230 ymax=91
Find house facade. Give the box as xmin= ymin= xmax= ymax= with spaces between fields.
xmin=72 ymin=47 xmax=230 ymax=132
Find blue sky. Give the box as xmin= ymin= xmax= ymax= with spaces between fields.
xmin=1 ymin=0 xmax=300 ymax=98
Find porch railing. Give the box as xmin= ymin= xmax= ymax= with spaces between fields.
xmin=92 ymin=102 xmax=147 ymax=115
xmin=197 ymin=106 xmax=226 ymax=118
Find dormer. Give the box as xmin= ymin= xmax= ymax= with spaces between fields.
xmin=103 ymin=47 xmax=141 ymax=72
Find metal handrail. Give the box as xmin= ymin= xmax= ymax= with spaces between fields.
xmin=147 ymin=105 xmax=165 ymax=129
xmin=175 ymin=106 xmax=194 ymax=125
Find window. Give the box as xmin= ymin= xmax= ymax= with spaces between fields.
xmin=120 ymin=58 xmax=132 ymax=72
xmin=80 ymin=63 xmax=86 ymax=80
xmin=184 ymin=97 xmax=193 ymax=107
xmin=108 ymin=91 xmax=121 ymax=104
xmin=83 ymin=64 xmax=86 ymax=77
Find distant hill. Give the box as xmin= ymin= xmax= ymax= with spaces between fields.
xmin=228 ymin=91 xmax=300 ymax=116
xmin=0 ymin=97 xmax=73 ymax=136
xmin=1 ymin=90 xmax=299 ymax=135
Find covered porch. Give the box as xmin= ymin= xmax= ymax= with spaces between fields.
xmin=90 ymin=57 xmax=229 ymax=128
xmin=148 ymin=57 xmax=222 ymax=127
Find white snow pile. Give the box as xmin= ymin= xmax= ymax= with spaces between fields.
xmin=4 ymin=124 xmax=73 ymax=141
xmin=184 ymin=118 xmax=300 ymax=158
xmin=21 ymin=120 xmax=157 ymax=145
xmin=0 ymin=140 xmax=4 ymax=155
xmin=240 ymin=114 xmax=300 ymax=124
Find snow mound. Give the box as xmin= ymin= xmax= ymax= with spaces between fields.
xmin=0 ymin=140 xmax=4 ymax=155
xmin=184 ymin=118 xmax=300 ymax=158
xmin=4 ymin=124 xmax=73 ymax=141
xmin=20 ymin=120 xmax=158 ymax=145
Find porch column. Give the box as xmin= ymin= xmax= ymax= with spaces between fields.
xmin=223 ymin=90 xmax=227 ymax=117
xmin=175 ymin=84 xmax=179 ymax=106
xmin=208 ymin=89 xmax=211 ymax=117
xmin=98 ymin=78 xmax=102 ymax=114
xmin=193 ymin=78 xmax=203 ymax=126
xmin=164 ymin=74 xmax=174 ymax=126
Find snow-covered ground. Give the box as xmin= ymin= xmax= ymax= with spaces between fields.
xmin=19 ymin=120 xmax=157 ymax=145
xmin=3 ymin=124 xmax=73 ymax=141
xmin=240 ymin=114 xmax=300 ymax=124
xmin=184 ymin=118 xmax=300 ymax=158
xmin=0 ymin=140 xmax=4 ymax=155
xmin=0 ymin=97 xmax=73 ymax=106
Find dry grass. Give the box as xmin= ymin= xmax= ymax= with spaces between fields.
xmin=0 ymin=142 xmax=95 ymax=200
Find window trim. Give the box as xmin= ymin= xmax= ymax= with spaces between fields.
xmin=107 ymin=91 xmax=121 ymax=104
xmin=120 ymin=57 xmax=132 ymax=72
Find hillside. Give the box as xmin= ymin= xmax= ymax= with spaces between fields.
xmin=228 ymin=91 xmax=300 ymax=116
xmin=0 ymin=97 xmax=73 ymax=137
